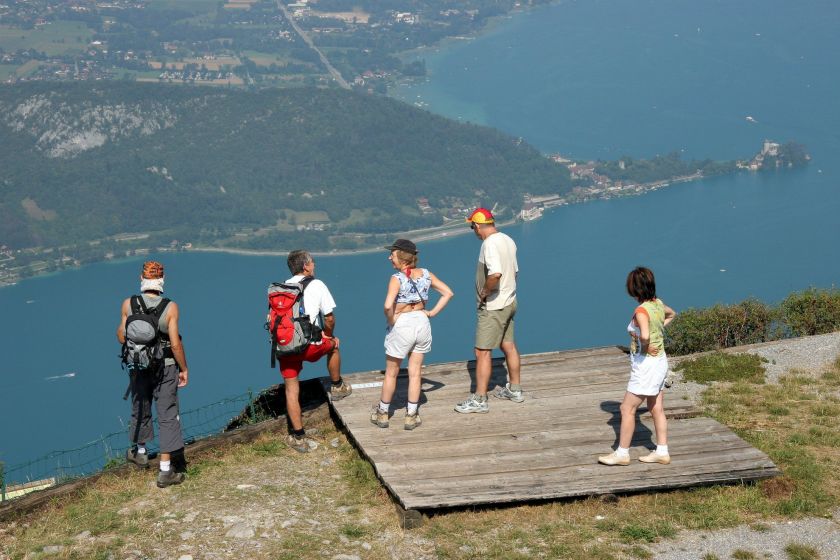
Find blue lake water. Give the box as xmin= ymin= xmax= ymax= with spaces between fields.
xmin=2 ymin=0 xmax=839 ymax=470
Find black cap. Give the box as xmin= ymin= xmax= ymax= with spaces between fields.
xmin=384 ymin=238 xmax=418 ymax=254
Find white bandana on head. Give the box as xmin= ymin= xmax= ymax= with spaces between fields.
xmin=140 ymin=277 xmax=165 ymax=294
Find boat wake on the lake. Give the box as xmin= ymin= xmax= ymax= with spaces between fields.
xmin=45 ymin=372 xmax=76 ymax=381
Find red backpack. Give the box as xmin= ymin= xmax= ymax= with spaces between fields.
xmin=266 ymin=277 xmax=322 ymax=367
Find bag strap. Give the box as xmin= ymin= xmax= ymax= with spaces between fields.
xmin=130 ymin=295 xmax=145 ymax=314
xmin=297 ymin=276 xmax=315 ymax=315
xmin=150 ymin=297 xmax=171 ymax=318
xmin=404 ymin=270 xmax=427 ymax=305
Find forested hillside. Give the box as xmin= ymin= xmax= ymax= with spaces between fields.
xmin=0 ymin=82 xmax=571 ymax=250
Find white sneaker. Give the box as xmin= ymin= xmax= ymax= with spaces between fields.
xmin=598 ymin=451 xmax=630 ymax=466
xmin=493 ymin=383 xmax=524 ymax=403
xmin=454 ymin=394 xmax=489 ymax=414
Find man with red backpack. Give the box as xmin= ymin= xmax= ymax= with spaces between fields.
xmin=272 ymin=250 xmax=351 ymax=452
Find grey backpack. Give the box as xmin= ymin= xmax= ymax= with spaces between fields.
xmin=121 ymin=296 xmax=169 ymax=372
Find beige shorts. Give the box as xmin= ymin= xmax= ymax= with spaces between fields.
xmin=475 ymin=301 xmax=516 ymax=350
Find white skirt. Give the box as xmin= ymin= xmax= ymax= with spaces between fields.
xmin=627 ymin=352 xmax=668 ymax=396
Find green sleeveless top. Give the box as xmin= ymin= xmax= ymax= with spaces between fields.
xmin=630 ymin=299 xmax=666 ymax=355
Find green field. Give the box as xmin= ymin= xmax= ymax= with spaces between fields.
xmin=147 ymin=0 xmax=220 ymax=13
xmin=0 ymin=21 xmax=93 ymax=56
xmin=242 ymin=50 xmax=293 ymax=67
xmin=286 ymin=210 xmax=330 ymax=224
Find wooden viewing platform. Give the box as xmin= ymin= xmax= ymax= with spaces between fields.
xmin=324 ymin=346 xmax=780 ymax=519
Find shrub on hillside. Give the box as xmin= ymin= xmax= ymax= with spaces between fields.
xmin=777 ymin=288 xmax=840 ymax=337
xmin=665 ymin=299 xmax=775 ymax=355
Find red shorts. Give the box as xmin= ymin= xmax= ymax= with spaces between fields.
xmin=279 ymin=338 xmax=337 ymax=379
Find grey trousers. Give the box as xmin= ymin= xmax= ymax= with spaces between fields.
xmin=128 ymin=363 xmax=184 ymax=453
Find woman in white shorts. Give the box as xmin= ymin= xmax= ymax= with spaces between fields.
xmin=599 ymin=267 xmax=676 ymax=466
xmin=371 ymin=238 xmax=453 ymax=430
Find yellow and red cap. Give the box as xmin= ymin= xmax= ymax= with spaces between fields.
xmin=466 ymin=207 xmax=495 ymax=224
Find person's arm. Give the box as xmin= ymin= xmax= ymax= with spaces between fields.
xmin=116 ymin=298 xmax=130 ymax=344
xmin=323 ymin=312 xmax=336 ymax=337
xmin=165 ymin=302 xmax=189 ymax=387
xmin=635 ymin=309 xmax=656 ymax=356
xmin=663 ymin=304 xmax=677 ymax=327
xmin=480 ymin=273 xmax=501 ymax=302
xmin=425 ymin=272 xmax=454 ymax=317
xmin=383 ymin=275 xmax=401 ymax=326
xmin=480 ymin=240 xmax=503 ymax=302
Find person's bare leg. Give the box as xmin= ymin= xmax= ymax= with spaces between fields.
xmin=285 ymin=376 xmax=303 ymax=431
xmin=406 ymin=352 xmax=424 ymax=404
xmin=619 ymin=391 xmax=644 ymax=449
xmin=647 ymin=392 xmax=668 ymax=446
xmin=327 ymin=341 xmax=341 ymax=383
xmin=500 ymin=340 xmax=521 ymax=385
xmin=380 ymin=356 xmax=401 ymax=405
xmin=474 ymin=348 xmax=493 ymax=396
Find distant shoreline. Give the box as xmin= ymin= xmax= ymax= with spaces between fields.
xmin=188 ymin=217 xmax=517 ymax=258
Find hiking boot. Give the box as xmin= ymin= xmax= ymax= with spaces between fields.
xmin=598 ymin=451 xmax=630 ymax=466
xmin=285 ymin=433 xmax=317 ymax=453
xmin=370 ymin=406 xmax=389 ymax=428
xmin=126 ymin=448 xmax=149 ymax=469
xmin=639 ymin=451 xmax=671 ymax=465
xmin=663 ymin=369 xmax=675 ymax=389
xmin=454 ymin=394 xmax=489 ymax=414
xmin=404 ymin=411 xmax=422 ymax=431
xmin=493 ymin=383 xmax=525 ymax=403
xmin=156 ymin=469 xmax=185 ymax=488
xmin=330 ymin=381 xmax=352 ymax=401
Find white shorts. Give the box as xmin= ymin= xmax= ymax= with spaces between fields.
xmin=384 ymin=311 xmax=432 ymax=359
xmin=627 ymin=353 xmax=668 ymax=396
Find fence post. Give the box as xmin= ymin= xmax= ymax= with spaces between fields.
xmin=1 ymin=461 xmax=6 ymax=502
xmin=248 ymin=388 xmax=256 ymax=424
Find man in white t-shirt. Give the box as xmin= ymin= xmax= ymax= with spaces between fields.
xmin=280 ymin=250 xmax=351 ymax=452
xmin=455 ymin=208 xmax=523 ymax=414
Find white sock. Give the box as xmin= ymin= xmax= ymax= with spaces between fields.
xmin=160 ymin=460 xmax=171 ymax=472
xmin=137 ymin=446 xmax=146 ymax=455
xmin=656 ymin=445 xmax=669 ymax=455
xmin=616 ymin=447 xmax=630 ymax=457
xmin=378 ymin=401 xmax=389 ymax=413
xmin=407 ymin=401 xmax=419 ymax=415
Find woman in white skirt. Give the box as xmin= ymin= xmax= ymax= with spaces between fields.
xmin=371 ymin=239 xmax=453 ymax=430
xmin=599 ymin=267 xmax=676 ymax=466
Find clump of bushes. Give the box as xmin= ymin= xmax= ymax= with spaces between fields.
xmin=665 ymin=288 xmax=840 ymax=356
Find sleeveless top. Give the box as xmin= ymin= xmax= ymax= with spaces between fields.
xmin=394 ymin=269 xmax=431 ymax=304
xmin=627 ymin=299 xmax=666 ymax=355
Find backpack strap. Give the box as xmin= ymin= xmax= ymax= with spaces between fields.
xmin=150 ymin=297 xmax=171 ymax=318
xmin=298 ymin=276 xmax=315 ymax=314
xmin=130 ymin=295 xmax=146 ymax=314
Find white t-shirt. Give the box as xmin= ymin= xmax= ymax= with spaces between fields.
xmin=476 ymin=231 xmax=518 ymax=311
xmin=286 ymin=275 xmax=336 ymax=329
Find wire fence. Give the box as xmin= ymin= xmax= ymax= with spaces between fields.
xmin=1 ymin=390 xmax=258 ymax=503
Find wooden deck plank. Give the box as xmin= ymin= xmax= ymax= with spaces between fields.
xmin=326 ymin=346 xmax=778 ymax=512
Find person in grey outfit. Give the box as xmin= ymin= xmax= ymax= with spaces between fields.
xmin=117 ymin=260 xmax=189 ymax=488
